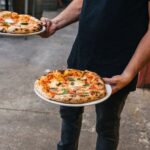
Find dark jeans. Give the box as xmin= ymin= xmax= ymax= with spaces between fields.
xmin=57 ymin=91 xmax=129 ymax=150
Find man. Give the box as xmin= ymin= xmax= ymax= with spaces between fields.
xmin=40 ymin=0 xmax=150 ymax=149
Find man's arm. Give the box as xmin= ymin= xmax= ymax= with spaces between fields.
xmin=40 ymin=0 xmax=83 ymax=38
xmin=104 ymin=2 xmax=150 ymax=94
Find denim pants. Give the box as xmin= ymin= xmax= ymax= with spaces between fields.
xmin=57 ymin=91 xmax=129 ymax=150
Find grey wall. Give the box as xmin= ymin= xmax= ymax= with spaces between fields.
xmin=43 ymin=0 xmax=58 ymax=10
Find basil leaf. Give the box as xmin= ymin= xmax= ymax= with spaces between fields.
xmin=83 ymin=84 xmax=90 ymax=87
xmin=68 ymin=78 xmax=75 ymax=81
xmin=58 ymin=89 xmax=68 ymax=95
xmin=21 ymin=22 xmax=28 ymax=25
xmin=57 ymin=82 xmax=62 ymax=86
xmin=81 ymin=92 xmax=89 ymax=96
xmin=2 ymin=22 xmax=9 ymax=26
xmin=84 ymin=92 xmax=89 ymax=94
xmin=50 ymin=88 xmax=57 ymax=91
xmin=62 ymin=89 xmax=68 ymax=94
xmin=71 ymin=82 xmax=74 ymax=85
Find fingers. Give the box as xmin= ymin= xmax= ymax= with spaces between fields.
xmin=103 ymin=77 xmax=118 ymax=85
xmin=111 ymin=86 xmax=120 ymax=94
xmin=104 ymin=74 xmax=131 ymax=94
xmin=39 ymin=32 xmax=47 ymax=38
xmin=41 ymin=17 xmax=52 ymax=31
xmin=103 ymin=76 xmax=122 ymax=94
xmin=40 ymin=17 xmax=52 ymax=38
xmin=41 ymin=17 xmax=46 ymax=26
xmin=41 ymin=17 xmax=52 ymax=26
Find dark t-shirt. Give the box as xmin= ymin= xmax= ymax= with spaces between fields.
xmin=67 ymin=0 xmax=149 ymax=92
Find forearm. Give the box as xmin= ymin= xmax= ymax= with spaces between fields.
xmin=52 ymin=0 xmax=83 ymax=30
xmin=104 ymin=27 xmax=150 ymax=93
xmin=123 ymin=28 xmax=150 ymax=79
xmin=123 ymin=2 xmax=150 ymax=79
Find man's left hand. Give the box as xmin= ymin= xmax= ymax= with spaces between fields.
xmin=103 ymin=73 xmax=134 ymax=94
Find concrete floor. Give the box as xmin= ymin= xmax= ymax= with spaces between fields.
xmin=0 ymin=11 xmax=150 ymax=150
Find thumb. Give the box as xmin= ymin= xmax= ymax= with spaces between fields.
xmin=41 ymin=17 xmax=52 ymax=27
xmin=103 ymin=77 xmax=117 ymax=85
xmin=40 ymin=17 xmax=46 ymax=25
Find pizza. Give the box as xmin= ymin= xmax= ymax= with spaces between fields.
xmin=34 ymin=69 xmax=107 ymax=104
xmin=0 ymin=11 xmax=42 ymax=34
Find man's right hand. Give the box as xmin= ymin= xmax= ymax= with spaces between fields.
xmin=40 ymin=17 xmax=57 ymax=38
xmin=39 ymin=0 xmax=83 ymax=38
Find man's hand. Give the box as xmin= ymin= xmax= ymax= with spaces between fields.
xmin=39 ymin=0 xmax=83 ymax=38
xmin=103 ymin=72 xmax=133 ymax=94
xmin=40 ymin=17 xmax=57 ymax=38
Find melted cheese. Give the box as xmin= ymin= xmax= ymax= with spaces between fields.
xmin=68 ymin=79 xmax=85 ymax=91
xmin=74 ymin=80 xmax=84 ymax=87
xmin=4 ymin=18 xmax=14 ymax=24
xmin=49 ymin=79 xmax=59 ymax=88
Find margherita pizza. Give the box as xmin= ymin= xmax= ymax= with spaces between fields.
xmin=0 ymin=11 xmax=42 ymax=34
xmin=34 ymin=69 xmax=106 ymax=104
